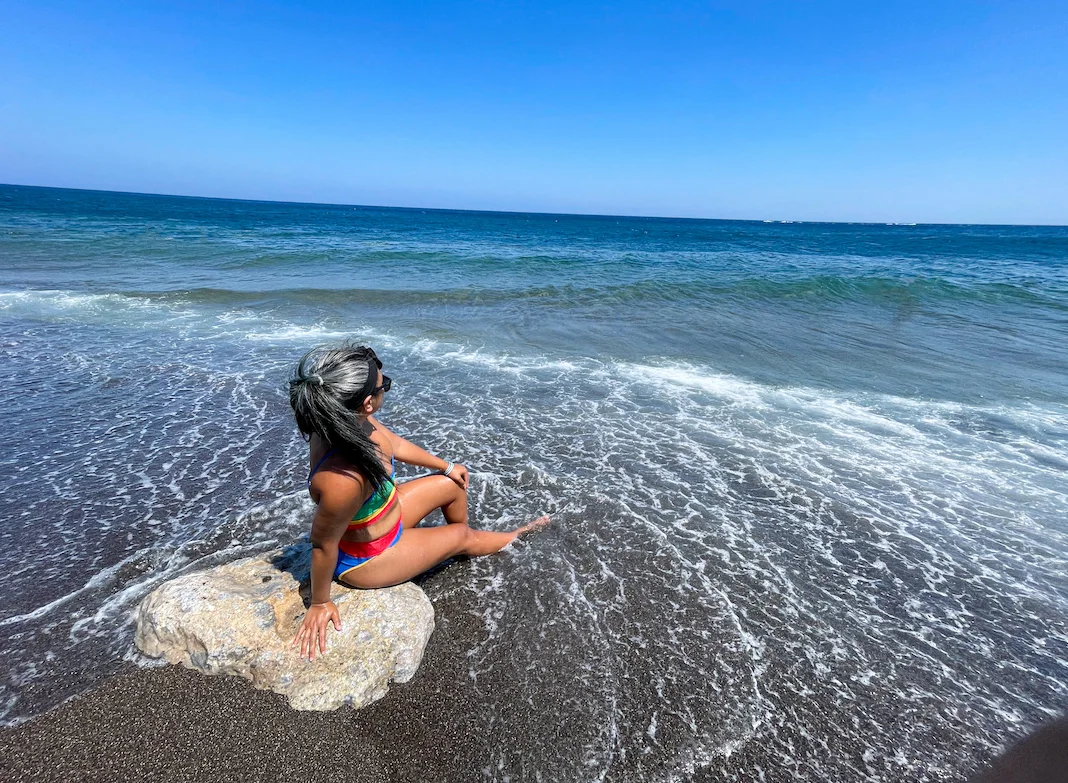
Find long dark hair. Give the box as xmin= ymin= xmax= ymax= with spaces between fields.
xmin=288 ymin=342 xmax=390 ymax=488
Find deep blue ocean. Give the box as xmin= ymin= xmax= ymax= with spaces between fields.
xmin=1 ymin=184 xmax=1066 ymax=781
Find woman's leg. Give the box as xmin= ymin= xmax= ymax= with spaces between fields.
xmin=396 ymin=474 xmax=467 ymax=529
xmin=341 ymin=516 xmax=550 ymax=589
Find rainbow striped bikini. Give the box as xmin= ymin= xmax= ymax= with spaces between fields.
xmin=308 ymin=450 xmax=403 ymax=580
xmin=347 ymin=457 xmax=398 ymax=528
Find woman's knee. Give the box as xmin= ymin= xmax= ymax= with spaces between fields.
xmin=421 ymin=522 xmax=474 ymax=561
xmin=446 ymin=476 xmax=467 ymax=500
xmin=451 ymin=523 xmax=477 ymax=555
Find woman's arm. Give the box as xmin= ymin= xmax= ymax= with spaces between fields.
xmin=292 ymin=471 xmax=364 ymax=660
xmin=369 ymin=415 xmax=449 ymax=471
xmin=369 ymin=415 xmax=469 ymax=489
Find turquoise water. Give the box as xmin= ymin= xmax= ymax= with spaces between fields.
xmin=1 ymin=184 xmax=1066 ymax=780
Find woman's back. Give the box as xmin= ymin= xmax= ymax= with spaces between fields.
xmin=306 ymin=431 xmax=400 ymax=544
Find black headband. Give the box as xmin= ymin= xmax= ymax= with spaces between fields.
xmin=352 ymin=349 xmax=383 ymax=403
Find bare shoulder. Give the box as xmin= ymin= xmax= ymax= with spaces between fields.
xmin=310 ymin=461 xmax=370 ymax=513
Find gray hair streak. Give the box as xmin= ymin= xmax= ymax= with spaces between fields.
xmin=288 ymin=342 xmax=390 ymax=488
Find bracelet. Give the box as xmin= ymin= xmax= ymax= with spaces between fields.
xmin=442 ymin=461 xmax=454 ymax=477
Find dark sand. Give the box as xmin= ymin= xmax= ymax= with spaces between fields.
xmin=0 ymin=566 xmax=1021 ymax=783
xmin=0 ymin=660 xmax=491 ymax=783
xmin=0 ymin=581 xmax=504 ymax=783
xmin=0 ymin=660 xmax=1024 ymax=783
xmin=1 ymin=563 xmax=618 ymax=783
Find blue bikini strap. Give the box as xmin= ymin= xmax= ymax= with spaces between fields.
xmin=307 ymin=448 xmax=335 ymax=487
xmin=309 ymin=449 xmax=395 ymax=487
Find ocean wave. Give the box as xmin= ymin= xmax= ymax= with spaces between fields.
xmin=4 ymin=285 xmax=1062 ymax=419
xmin=0 ymin=289 xmax=159 ymax=312
xmin=143 ymin=277 xmax=1068 ymax=309
xmin=5 ymin=272 xmax=1061 ymax=319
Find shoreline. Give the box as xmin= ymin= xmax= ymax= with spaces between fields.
xmin=0 ymin=660 xmax=1012 ymax=782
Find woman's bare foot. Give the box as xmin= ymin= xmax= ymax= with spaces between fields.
xmin=515 ymin=515 xmax=551 ymax=537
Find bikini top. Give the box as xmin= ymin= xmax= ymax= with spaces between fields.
xmin=307 ymin=449 xmax=397 ymax=530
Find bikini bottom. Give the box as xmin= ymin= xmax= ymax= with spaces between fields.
xmin=333 ymin=518 xmax=403 ymax=581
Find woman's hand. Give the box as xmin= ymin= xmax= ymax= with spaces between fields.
xmin=292 ymin=601 xmax=342 ymax=661
xmin=447 ymin=463 xmax=469 ymax=490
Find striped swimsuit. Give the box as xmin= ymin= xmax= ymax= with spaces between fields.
xmin=307 ymin=450 xmax=402 ymax=580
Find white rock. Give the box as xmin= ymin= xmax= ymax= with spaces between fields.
xmin=135 ymin=543 xmax=435 ymax=711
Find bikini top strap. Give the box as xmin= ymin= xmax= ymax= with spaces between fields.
xmin=310 ymin=449 xmax=394 ymax=489
xmin=307 ymin=448 xmax=336 ymax=487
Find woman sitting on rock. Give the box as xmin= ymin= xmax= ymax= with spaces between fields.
xmin=288 ymin=343 xmax=548 ymax=659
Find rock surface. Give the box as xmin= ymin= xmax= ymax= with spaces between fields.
xmin=135 ymin=544 xmax=435 ymax=711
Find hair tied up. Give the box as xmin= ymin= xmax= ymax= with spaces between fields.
xmin=288 ymin=342 xmax=389 ymax=488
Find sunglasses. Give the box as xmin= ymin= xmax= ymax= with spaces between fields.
xmin=371 ymin=375 xmax=391 ymax=396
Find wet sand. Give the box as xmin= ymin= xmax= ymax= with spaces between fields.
xmin=0 ymin=656 xmax=1023 ymax=783
xmin=0 ymin=562 xmax=1019 ymax=783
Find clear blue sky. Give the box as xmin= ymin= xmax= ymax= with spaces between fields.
xmin=1 ymin=1 xmax=1066 ymax=224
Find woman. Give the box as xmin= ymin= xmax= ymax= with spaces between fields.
xmin=288 ymin=343 xmax=548 ymax=660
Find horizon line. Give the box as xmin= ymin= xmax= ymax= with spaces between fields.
xmin=2 ymin=181 xmax=1065 ymax=229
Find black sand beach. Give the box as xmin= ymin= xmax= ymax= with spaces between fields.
xmin=0 ymin=663 xmax=487 ymax=783
xmin=1 ymin=614 xmax=760 ymax=783
xmin=0 ymin=581 xmax=787 ymax=783
xmin=0 ymin=631 xmax=1024 ymax=783
xmin=0 ymin=660 xmax=1028 ymax=783
xmin=0 ymin=595 xmax=502 ymax=783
